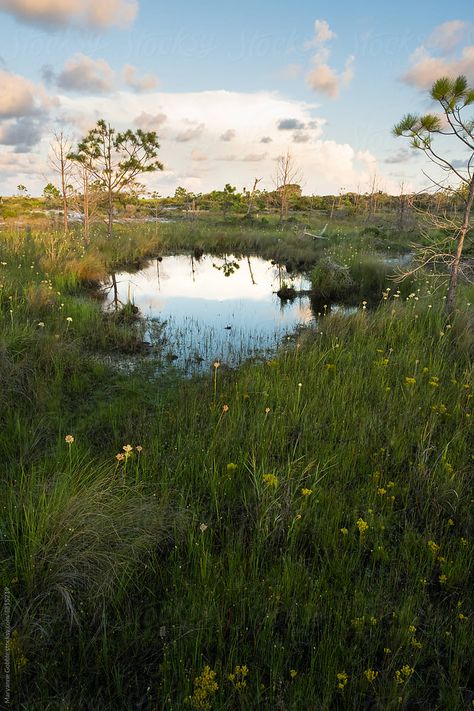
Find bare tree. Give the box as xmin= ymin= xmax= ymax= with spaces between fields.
xmin=394 ymin=75 xmax=474 ymax=313
xmin=244 ymin=177 xmax=262 ymax=217
xmin=273 ymin=151 xmax=303 ymax=222
xmin=69 ymin=166 xmax=103 ymax=245
xmin=49 ymin=131 xmax=74 ymax=234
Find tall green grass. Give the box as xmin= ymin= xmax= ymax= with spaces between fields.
xmin=0 ymin=221 xmax=472 ymax=709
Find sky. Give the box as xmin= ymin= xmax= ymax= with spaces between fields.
xmin=0 ymin=0 xmax=473 ymax=196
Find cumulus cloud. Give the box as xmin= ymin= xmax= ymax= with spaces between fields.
xmin=0 ymin=69 xmax=49 ymax=117
xmin=0 ymin=116 xmax=45 ymax=152
xmin=427 ymin=20 xmax=470 ymax=54
xmin=55 ymin=53 xmax=115 ymax=94
xmin=293 ymin=133 xmax=311 ymax=144
xmin=46 ymin=55 xmax=158 ymax=95
xmin=122 ymin=64 xmax=158 ymax=92
xmin=220 ymin=129 xmax=236 ymax=142
xmin=133 ymin=111 xmax=168 ymax=131
xmin=307 ymin=55 xmax=354 ymax=99
xmin=278 ymin=118 xmax=306 ymax=130
xmin=175 ymin=122 xmax=205 ymax=142
xmin=242 ymin=153 xmax=267 ymax=162
xmin=306 ymin=19 xmax=337 ymax=48
xmin=304 ymin=19 xmax=354 ymax=99
xmin=0 ymin=150 xmax=46 ymax=176
xmin=403 ymin=44 xmax=474 ymax=89
xmin=0 ymin=0 xmax=138 ymax=30
xmin=191 ymin=149 xmax=208 ymax=162
xmin=3 ymin=88 xmax=391 ymax=195
xmin=402 ymin=22 xmax=474 ymax=89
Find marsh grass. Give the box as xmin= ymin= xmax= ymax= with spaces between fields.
xmin=0 ymin=221 xmax=472 ymax=709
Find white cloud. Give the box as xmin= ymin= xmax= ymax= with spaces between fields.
xmin=220 ymin=129 xmax=236 ymax=142
xmin=427 ymin=20 xmax=469 ymax=54
xmin=0 ymin=116 xmax=45 ymax=152
xmin=191 ymin=149 xmax=207 ymax=162
xmin=305 ymin=19 xmax=337 ymax=50
xmin=175 ymin=122 xmax=205 ymax=143
xmin=307 ymin=56 xmax=354 ymax=99
xmin=304 ymin=19 xmax=354 ymax=99
xmin=0 ymin=0 xmax=138 ymax=30
xmin=133 ymin=111 xmax=168 ymax=132
xmin=403 ymin=23 xmax=474 ymax=89
xmin=50 ymin=89 xmax=385 ymax=196
xmin=47 ymin=54 xmax=158 ymax=96
xmin=122 ymin=64 xmax=158 ymax=92
xmin=57 ymin=54 xmax=115 ymax=93
xmin=0 ymin=68 xmax=50 ymax=117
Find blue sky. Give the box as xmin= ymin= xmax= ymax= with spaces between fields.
xmin=0 ymin=0 xmax=473 ymax=195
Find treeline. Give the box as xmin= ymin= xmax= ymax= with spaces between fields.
xmin=1 ymin=184 xmax=467 ymax=225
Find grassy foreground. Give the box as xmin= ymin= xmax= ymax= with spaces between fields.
xmin=0 ymin=222 xmax=473 ymax=710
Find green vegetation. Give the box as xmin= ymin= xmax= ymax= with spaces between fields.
xmin=0 ymin=217 xmax=472 ymax=710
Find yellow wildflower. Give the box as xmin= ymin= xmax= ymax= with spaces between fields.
xmin=357 ymin=518 xmax=369 ymax=535
xmin=364 ymin=669 xmax=378 ymax=683
xmin=227 ymin=462 xmax=237 ymax=471
xmin=340 ymin=527 xmax=349 ymax=535
xmin=394 ymin=665 xmax=413 ymax=685
xmin=405 ymin=377 xmax=416 ymax=386
xmin=290 ymin=669 xmax=298 ymax=678
xmin=187 ymin=665 xmax=218 ymax=710
xmin=336 ymin=671 xmax=348 ymax=689
xmin=263 ymin=473 xmax=278 ymax=487
xmin=64 ymin=434 xmax=74 ymax=444
xmin=301 ymin=488 xmax=313 ymax=497
xmin=427 ymin=540 xmax=439 ymax=555
xmin=228 ymin=665 xmax=248 ymax=691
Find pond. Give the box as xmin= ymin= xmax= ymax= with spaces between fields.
xmin=104 ymin=254 xmax=322 ymax=370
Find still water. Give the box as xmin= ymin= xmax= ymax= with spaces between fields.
xmin=105 ymin=254 xmax=317 ymax=370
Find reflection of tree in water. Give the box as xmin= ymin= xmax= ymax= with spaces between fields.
xmin=212 ymin=256 xmax=240 ymax=277
xmin=103 ymin=273 xmax=121 ymax=310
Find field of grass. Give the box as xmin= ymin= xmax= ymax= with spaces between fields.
xmin=0 ymin=218 xmax=472 ymax=710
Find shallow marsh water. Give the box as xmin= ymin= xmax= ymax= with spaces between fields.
xmin=105 ymin=254 xmax=318 ymax=370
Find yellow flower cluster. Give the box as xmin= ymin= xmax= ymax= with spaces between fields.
xmin=394 ymin=665 xmax=413 ymax=685
xmin=263 ymin=473 xmax=278 ymax=487
xmin=228 ymin=664 xmax=248 ymax=691
xmin=336 ymin=671 xmax=348 ymax=689
xmin=364 ymin=669 xmax=378 ymax=683
xmin=427 ymin=540 xmax=439 ymax=555
xmin=356 ymin=518 xmax=369 ymax=535
xmin=301 ymin=488 xmax=313 ymax=497
xmin=187 ymin=666 xmax=218 ymax=710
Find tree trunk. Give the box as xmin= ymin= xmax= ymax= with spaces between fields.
xmin=83 ymin=169 xmax=90 ymax=245
xmin=107 ymin=186 xmax=113 ymax=240
xmin=445 ymin=176 xmax=474 ymax=314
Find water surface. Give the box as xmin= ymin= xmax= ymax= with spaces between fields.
xmin=105 ymin=254 xmax=314 ymax=370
